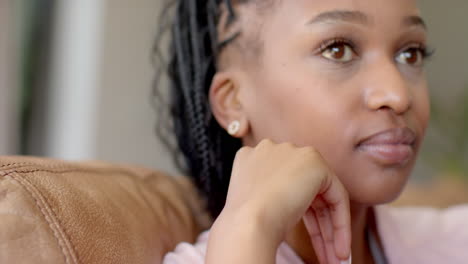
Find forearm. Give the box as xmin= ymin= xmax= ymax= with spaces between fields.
xmin=206 ymin=209 xmax=282 ymax=264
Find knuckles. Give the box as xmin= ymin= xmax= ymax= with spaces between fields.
xmin=257 ymin=138 xmax=275 ymax=149
xmin=236 ymin=146 xmax=252 ymax=158
xmin=236 ymin=139 xmax=328 ymax=176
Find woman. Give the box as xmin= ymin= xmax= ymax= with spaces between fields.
xmin=155 ymin=0 xmax=468 ymax=263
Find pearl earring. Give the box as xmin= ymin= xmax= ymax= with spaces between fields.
xmin=228 ymin=120 xmax=241 ymax=136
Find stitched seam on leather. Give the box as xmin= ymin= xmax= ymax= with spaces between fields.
xmin=0 ymin=160 xmax=181 ymax=184
xmin=0 ymin=162 xmax=73 ymax=172
xmin=0 ymin=162 xmax=28 ymax=168
xmin=0 ymin=161 xmax=125 ymax=173
xmin=0 ymin=162 xmax=34 ymax=170
xmin=0 ymin=162 xmax=143 ymax=177
xmin=5 ymin=171 xmax=80 ymax=264
xmin=1 ymin=166 xmax=162 ymax=183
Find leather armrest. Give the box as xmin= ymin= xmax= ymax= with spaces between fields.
xmin=0 ymin=156 xmax=210 ymax=264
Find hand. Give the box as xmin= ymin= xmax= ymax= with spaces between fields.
xmin=220 ymin=139 xmax=351 ymax=264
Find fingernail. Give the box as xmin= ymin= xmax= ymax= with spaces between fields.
xmin=340 ymin=254 xmax=352 ymax=264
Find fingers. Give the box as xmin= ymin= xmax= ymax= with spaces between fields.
xmin=313 ymin=198 xmax=342 ymax=264
xmin=305 ymin=173 xmax=351 ymax=263
xmin=305 ymin=205 xmax=344 ymax=264
xmin=303 ymin=209 xmax=327 ymax=264
xmin=320 ymin=174 xmax=352 ymax=260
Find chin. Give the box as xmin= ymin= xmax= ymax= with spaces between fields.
xmin=344 ymin=162 xmax=415 ymax=206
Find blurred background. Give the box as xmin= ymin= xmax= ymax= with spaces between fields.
xmin=0 ymin=1 xmax=467 ymax=204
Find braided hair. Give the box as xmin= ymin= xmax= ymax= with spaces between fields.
xmin=153 ymin=0 xmax=258 ymax=218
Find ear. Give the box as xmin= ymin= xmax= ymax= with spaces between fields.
xmin=209 ymin=72 xmax=249 ymax=138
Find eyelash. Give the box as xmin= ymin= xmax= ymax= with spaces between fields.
xmin=402 ymin=43 xmax=435 ymax=60
xmin=317 ymin=38 xmax=357 ymax=54
xmin=316 ymin=37 xmax=435 ymax=63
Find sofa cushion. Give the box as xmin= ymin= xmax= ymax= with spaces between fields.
xmin=0 ymin=156 xmax=210 ymax=264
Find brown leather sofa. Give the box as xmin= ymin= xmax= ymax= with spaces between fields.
xmin=0 ymin=156 xmax=211 ymax=264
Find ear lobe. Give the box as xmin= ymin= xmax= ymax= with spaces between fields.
xmin=209 ymin=72 xmax=249 ymax=137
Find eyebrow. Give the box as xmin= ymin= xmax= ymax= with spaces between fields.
xmin=306 ymin=10 xmax=427 ymax=30
xmin=404 ymin=15 xmax=427 ymax=30
xmin=306 ymin=10 xmax=369 ymax=26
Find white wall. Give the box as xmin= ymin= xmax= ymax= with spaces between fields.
xmin=44 ymin=0 xmax=105 ymax=160
xmin=96 ymin=0 xmax=178 ymax=173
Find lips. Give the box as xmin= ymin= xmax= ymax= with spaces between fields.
xmin=356 ymin=127 xmax=417 ymax=166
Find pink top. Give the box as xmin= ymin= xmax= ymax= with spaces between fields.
xmin=163 ymin=205 xmax=468 ymax=264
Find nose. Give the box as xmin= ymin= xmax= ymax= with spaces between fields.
xmin=364 ymin=59 xmax=412 ymax=115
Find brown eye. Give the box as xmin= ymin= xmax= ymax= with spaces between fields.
xmin=321 ymin=43 xmax=354 ymax=62
xmin=396 ymin=48 xmax=423 ymax=66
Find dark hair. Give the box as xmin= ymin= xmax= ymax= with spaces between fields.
xmin=153 ymin=0 xmax=251 ymax=218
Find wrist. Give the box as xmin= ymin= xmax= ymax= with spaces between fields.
xmin=206 ymin=206 xmax=282 ymax=264
xmin=214 ymin=204 xmax=285 ymax=246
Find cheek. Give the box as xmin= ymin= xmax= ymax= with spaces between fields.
xmin=248 ymin=72 xmax=353 ymax=149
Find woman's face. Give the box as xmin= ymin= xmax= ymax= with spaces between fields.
xmin=235 ymin=0 xmax=430 ymax=204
